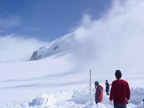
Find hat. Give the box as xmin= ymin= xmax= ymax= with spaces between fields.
xmin=94 ymin=81 xmax=99 ymax=86
xmin=115 ymin=70 xmax=122 ymax=78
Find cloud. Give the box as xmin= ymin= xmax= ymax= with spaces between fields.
xmin=0 ymin=34 xmax=48 ymax=62
xmin=0 ymin=15 xmax=21 ymax=28
xmin=72 ymin=0 xmax=144 ymax=71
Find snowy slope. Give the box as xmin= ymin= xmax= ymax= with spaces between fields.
xmin=1 ymin=53 xmax=144 ymax=108
xmin=29 ymin=33 xmax=77 ymax=61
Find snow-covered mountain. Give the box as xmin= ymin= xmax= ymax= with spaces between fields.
xmin=29 ymin=33 xmax=77 ymax=61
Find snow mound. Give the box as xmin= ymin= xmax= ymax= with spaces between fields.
xmin=69 ymin=87 xmax=91 ymax=104
xmin=0 ymin=87 xmax=144 ymax=108
xmin=28 ymin=93 xmax=56 ymax=107
xmin=83 ymin=102 xmax=107 ymax=108
xmin=130 ymin=87 xmax=144 ymax=105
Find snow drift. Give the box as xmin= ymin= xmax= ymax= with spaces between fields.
xmin=0 ymin=87 xmax=144 ymax=108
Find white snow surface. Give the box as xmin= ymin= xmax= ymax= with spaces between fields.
xmin=0 ymin=54 xmax=144 ymax=108
xmin=1 ymin=0 xmax=144 ymax=108
xmin=0 ymin=85 xmax=144 ymax=108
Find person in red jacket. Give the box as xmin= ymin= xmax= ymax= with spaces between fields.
xmin=94 ymin=81 xmax=103 ymax=104
xmin=109 ymin=70 xmax=130 ymax=108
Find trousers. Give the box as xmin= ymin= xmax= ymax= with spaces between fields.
xmin=114 ymin=103 xmax=126 ymax=108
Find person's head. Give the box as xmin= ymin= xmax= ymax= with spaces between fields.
xmin=94 ymin=81 xmax=99 ymax=88
xmin=115 ymin=70 xmax=122 ymax=79
xmin=105 ymin=80 xmax=108 ymax=83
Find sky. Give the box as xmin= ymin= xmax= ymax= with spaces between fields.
xmin=0 ymin=0 xmax=112 ymax=41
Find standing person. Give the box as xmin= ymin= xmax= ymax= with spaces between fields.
xmin=94 ymin=81 xmax=103 ymax=104
xmin=105 ymin=80 xmax=109 ymax=95
xmin=109 ymin=70 xmax=130 ymax=108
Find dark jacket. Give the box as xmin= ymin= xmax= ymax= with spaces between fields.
xmin=109 ymin=79 xmax=130 ymax=104
xmin=95 ymin=85 xmax=103 ymax=103
xmin=105 ymin=82 xmax=109 ymax=92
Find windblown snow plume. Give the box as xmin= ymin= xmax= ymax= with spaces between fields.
xmin=29 ymin=0 xmax=144 ymax=72
xmin=72 ymin=0 xmax=144 ymax=70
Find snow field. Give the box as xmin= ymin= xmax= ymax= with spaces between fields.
xmin=0 ymin=87 xmax=144 ymax=108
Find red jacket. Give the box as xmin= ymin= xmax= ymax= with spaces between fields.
xmin=109 ymin=79 xmax=130 ymax=104
xmin=95 ymin=85 xmax=103 ymax=103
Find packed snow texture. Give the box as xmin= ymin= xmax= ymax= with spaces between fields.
xmin=0 ymin=87 xmax=144 ymax=108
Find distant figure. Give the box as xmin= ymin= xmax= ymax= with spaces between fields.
xmin=109 ymin=70 xmax=130 ymax=108
xmin=105 ymin=80 xmax=109 ymax=95
xmin=94 ymin=81 xmax=103 ymax=104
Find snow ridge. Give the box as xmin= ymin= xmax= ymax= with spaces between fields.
xmin=0 ymin=87 xmax=144 ymax=108
xmin=29 ymin=33 xmax=76 ymax=61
